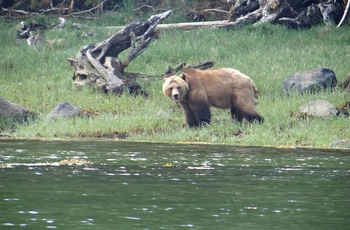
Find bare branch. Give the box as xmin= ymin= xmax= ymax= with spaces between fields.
xmin=69 ymin=0 xmax=108 ymax=16
xmin=1 ymin=7 xmax=35 ymax=16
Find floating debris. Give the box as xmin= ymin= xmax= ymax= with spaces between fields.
xmin=162 ymin=163 xmax=175 ymax=167
xmin=0 ymin=159 xmax=92 ymax=168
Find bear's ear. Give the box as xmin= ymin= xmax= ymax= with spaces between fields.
xmin=181 ymin=73 xmax=190 ymax=87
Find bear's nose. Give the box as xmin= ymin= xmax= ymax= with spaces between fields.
xmin=173 ymin=94 xmax=179 ymax=102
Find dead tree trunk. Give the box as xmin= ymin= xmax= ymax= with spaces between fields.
xmin=69 ymin=10 xmax=172 ymax=96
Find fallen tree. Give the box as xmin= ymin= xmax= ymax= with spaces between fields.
xmin=68 ymin=10 xmax=172 ymax=96
xmin=228 ymin=0 xmax=346 ymax=29
xmin=6 ymin=0 xmax=348 ymax=30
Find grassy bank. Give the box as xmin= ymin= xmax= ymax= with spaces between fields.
xmin=0 ymin=14 xmax=349 ymax=147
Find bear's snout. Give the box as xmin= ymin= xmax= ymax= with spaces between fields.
xmin=173 ymin=93 xmax=179 ymax=103
xmin=172 ymin=88 xmax=180 ymax=103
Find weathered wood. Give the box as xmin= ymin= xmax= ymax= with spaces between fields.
xmin=228 ymin=0 xmax=345 ymax=29
xmin=277 ymin=1 xmax=343 ymax=28
xmin=229 ymin=0 xmax=260 ymax=21
xmin=70 ymin=10 xmax=172 ymax=96
xmin=337 ymin=0 xmax=350 ymax=27
xmin=157 ymin=21 xmax=235 ymax=29
xmin=88 ymin=21 xmax=236 ymax=31
xmin=161 ymin=61 xmax=216 ymax=78
xmin=234 ymin=8 xmax=263 ymax=27
xmin=339 ymin=75 xmax=350 ymax=90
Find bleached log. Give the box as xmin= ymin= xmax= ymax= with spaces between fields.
xmin=157 ymin=20 xmax=235 ymax=29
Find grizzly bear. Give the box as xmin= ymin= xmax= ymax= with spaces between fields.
xmin=162 ymin=68 xmax=264 ymax=127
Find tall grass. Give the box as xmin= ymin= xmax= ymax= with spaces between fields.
xmin=0 ymin=18 xmax=349 ymax=147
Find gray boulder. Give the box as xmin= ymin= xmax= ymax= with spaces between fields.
xmin=330 ymin=140 xmax=350 ymax=149
xmin=282 ymin=68 xmax=337 ymax=95
xmin=48 ymin=102 xmax=83 ymax=121
xmin=298 ymin=100 xmax=338 ymax=118
xmin=0 ymin=96 xmax=37 ymax=126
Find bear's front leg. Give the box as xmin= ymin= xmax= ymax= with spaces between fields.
xmin=180 ymin=102 xmax=199 ymax=127
xmin=193 ymin=106 xmax=211 ymax=126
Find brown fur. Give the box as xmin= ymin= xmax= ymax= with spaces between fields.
xmin=162 ymin=68 xmax=264 ymax=127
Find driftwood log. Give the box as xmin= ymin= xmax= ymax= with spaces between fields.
xmin=68 ymin=10 xmax=172 ymax=96
xmin=161 ymin=61 xmax=216 ymax=78
xmin=228 ymin=0 xmax=346 ymax=29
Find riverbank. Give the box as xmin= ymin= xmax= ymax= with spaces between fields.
xmin=0 ymin=14 xmax=349 ymax=148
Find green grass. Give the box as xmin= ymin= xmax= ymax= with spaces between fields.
xmin=0 ymin=16 xmax=349 ymax=148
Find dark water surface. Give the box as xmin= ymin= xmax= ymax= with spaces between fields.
xmin=0 ymin=139 xmax=349 ymax=229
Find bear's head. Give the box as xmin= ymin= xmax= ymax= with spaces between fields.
xmin=162 ymin=74 xmax=189 ymax=103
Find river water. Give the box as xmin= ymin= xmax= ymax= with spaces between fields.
xmin=0 ymin=139 xmax=349 ymax=229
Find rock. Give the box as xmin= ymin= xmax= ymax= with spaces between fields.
xmin=330 ymin=139 xmax=350 ymax=149
xmin=282 ymin=68 xmax=337 ymax=95
xmin=298 ymin=100 xmax=339 ymax=118
xmin=0 ymin=97 xmax=37 ymax=126
xmin=48 ymin=102 xmax=83 ymax=121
